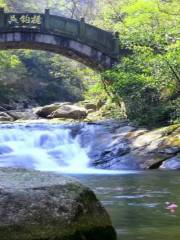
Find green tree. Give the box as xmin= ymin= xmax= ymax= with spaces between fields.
xmin=98 ymin=0 xmax=180 ymax=126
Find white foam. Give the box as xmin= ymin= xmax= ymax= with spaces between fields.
xmin=0 ymin=124 xmax=138 ymax=175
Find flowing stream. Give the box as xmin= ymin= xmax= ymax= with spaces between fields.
xmin=0 ymin=123 xmax=179 ymax=240
xmin=0 ymin=123 xmax=134 ymax=174
xmin=77 ymin=171 xmax=180 ymax=240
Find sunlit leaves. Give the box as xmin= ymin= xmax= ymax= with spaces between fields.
xmin=97 ymin=0 xmax=179 ymax=124
xmin=0 ymin=0 xmax=6 ymax=8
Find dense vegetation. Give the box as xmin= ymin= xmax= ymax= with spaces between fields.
xmin=99 ymin=0 xmax=180 ymax=126
xmin=0 ymin=0 xmax=179 ymax=126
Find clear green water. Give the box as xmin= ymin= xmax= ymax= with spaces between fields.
xmin=76 ymin=171 xmax=180 ymax=240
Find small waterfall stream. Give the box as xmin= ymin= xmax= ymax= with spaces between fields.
xmin=0 ymin=123 xmax=135 ymax=174
xmin=0 ymin=123 xmax=112 ymax=174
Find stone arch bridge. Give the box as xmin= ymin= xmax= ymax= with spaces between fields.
xmin=0 ymin=9 xmax=126 ymax=70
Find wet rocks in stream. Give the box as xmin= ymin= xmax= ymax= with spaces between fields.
xmin=81 ymin=121 xmax=180 ymax=170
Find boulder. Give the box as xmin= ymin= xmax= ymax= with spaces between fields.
xmin=0 ymin=112 xmax=13 ymax=122
xmin=49 ymin=105 xmax=87 ymax=119
xmin=34 ymin=103 xmax=65 ymax=118
xmin=7 ymin=110 xmax=37 ymax=121
xmin=0 ymin=168 xmax=116 ymax=240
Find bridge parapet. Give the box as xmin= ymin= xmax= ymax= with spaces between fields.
xmin=0 ymin=8 xmax=119 ymax=60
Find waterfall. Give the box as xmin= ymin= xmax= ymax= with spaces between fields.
xmin=0 ymin=123 xmax=135 ymax=174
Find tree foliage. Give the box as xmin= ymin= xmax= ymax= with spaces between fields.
xmin=99 ymin=0 xmax=180 ymax=126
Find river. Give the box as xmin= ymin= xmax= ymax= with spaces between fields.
xmin=77 ymin=172 xmax=180 ymax=240
xmin=0 ymin=123 xmax=179 ymax=239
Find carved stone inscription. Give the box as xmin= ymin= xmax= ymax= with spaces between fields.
xmin=8 ymin=14 xmax=42 ymax=26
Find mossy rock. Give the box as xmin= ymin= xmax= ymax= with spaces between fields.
xmin=161 ymin=124 xmax=180 ymax=137
xmin=0 ymin=168 xmax=116 ymax=240
xmin=159 ymin=125 xmax=180 ymax=149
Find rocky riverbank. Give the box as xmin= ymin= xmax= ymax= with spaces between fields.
xmin=0 ymin=101 xmax=111 ymax=123
xmin=83 ymin=120 xmax=180 ymax=170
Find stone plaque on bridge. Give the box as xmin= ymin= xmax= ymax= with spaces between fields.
xmin=7 ymin=14 xmax=42 ymax=28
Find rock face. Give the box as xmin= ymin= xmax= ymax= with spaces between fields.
xmin=0 ymin=168 xmax=116 ymax=240
xmin=82 ymin=121 xmax=180 ymax=170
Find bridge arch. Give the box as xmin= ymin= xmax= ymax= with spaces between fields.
xmin=0 ymin=9 xmax=121 ymax=70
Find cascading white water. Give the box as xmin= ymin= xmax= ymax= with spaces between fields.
xmin=0 ymin=123 xmax=135 ymax=174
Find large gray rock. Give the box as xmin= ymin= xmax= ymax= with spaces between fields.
xmin=34 ymin=103 xmax=63 ymax=118
xmin=0 ymin=168 xmax=116 ymax=240
xmin=49 ymin=105 xmax=87 ymax=119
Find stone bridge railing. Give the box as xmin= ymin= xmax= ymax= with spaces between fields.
xmin=0 ymin=8 xmax=120 ymax=60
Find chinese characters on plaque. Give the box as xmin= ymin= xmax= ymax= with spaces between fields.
xmin=8 ymin=14 xmax=42 ymax=26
